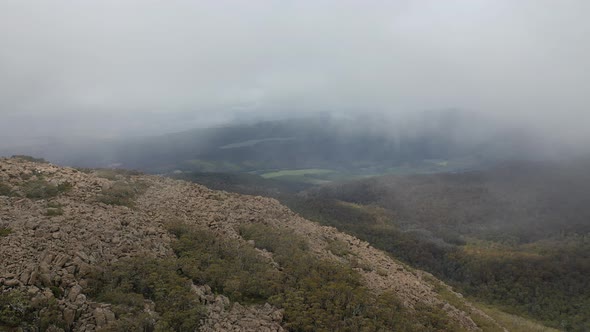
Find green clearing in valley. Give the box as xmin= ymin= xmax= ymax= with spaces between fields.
xmin=260 ymin=169 xmax=336 ymax=184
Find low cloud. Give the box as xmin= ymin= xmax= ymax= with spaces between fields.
xmin=0 ymin=0 xmax=589 ymax=147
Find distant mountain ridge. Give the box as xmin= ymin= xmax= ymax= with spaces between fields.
xmin=0 ymin=111 xmax=553 ymax=174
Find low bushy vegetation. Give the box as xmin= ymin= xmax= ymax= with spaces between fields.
xmin=11 ymin=155 xmax=48 ymax=163
xmin=170 ymin=171 xmax=312 ymax=197
xmin=94 ymin=168 xmax=143 ymax=180
xmin=45 ymin=208 xmax=63 ymax=217
xmin=0 ymin=182 xmax=14 ymax=197
xmin=0 ymin=289 xmax=65 ymax=330
xmin=237 ymin=223 xmax=460 ymax=331
xmin=96 ymin=181 xmax=148 ymax=207
xmin=0 ymin=227 xmax=13 ymax=237
xmin=170 ymin=222 xmax=282 ymax=304
xmin=45 ymin=202 xmax=64 ymax=216
xmin=21 ymin=179 xmax=71 ymax=199
xmin=0 ymin=289 xmax=34 ymax=328
xmin=326 ymin=238 xmax=351 ymax=257
xmin=87 ymin=258 xmax=205 ymax=331
xmin=154 ymin=222 xmax=462 ymax=331
xmin=24 ymin=181 xmax=56 ymax=198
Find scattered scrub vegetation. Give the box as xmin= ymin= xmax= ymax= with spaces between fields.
xmin=45 ymin=202 xmax=64 ymax=216
xmin=11 ymin=155 xmax=48 ymax=163
xmin=326 ymin=238 xmax=351 ymax=257
xmin=170 ymin=222 xmax=282 ymax=304
xmin=22 ymin=179 xmax=71 ymax=199
xmin=87 ymin=258 xmax=205 ymax=331
xmin=94 ymin=168 xmax=143 ymax=180
xmin=0 ymin=182 xmax=14 ymax=197
xmin=0 ymin=290 xmax=33 ymax=328
xmin=47 ymin=201 xmax=62 ymax=208
xmin=0 ymin=227 xmax=13 ymax=237
xmin=45 ymin=208 xmax=63 ymax=216
xmin=0 ymin=289 xmax=65 ymax=330
xmin=129 ymin=221 xmax=462 ymax=331
xmin=237 ymin=223 xmax=460 ymax=331
xmin=96 ymin=181 xmax=148 ymax=207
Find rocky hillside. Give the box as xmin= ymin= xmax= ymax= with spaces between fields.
xmin=0 ymin=157 xmax=505 ymax=331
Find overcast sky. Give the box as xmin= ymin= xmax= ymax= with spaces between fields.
xmin=0 ymin=0 xmax=589 ymax=140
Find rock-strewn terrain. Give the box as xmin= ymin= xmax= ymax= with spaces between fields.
xmin=0 ymin=157 xmax=503 ymax=331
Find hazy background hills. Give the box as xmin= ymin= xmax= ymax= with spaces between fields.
xmin=0 ymin=110 xmax=571 ymax=177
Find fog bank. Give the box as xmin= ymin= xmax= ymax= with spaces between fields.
xmin=1 ymin=1 xmax=589 ymax=148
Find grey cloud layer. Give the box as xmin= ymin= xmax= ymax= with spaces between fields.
xmin=0 ymin=0 xmax=589 ymax=140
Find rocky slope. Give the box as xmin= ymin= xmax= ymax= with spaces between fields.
xmin=0 ymin=157 xmax=504 ymax=331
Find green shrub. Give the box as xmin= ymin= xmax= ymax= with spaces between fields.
xmin=165 ymin=219 xmax=191 ymax=238
xmin=22 ymin=179 xmax=70 ymax=199
xmin=96 ymin=181 xmax=147 ymax=207
xmin=94 ymin=169 xmax=121 ymax=181
xmin=47 ymin=201 xmax=62 ymax=208
xmin=0 ymin=289 xmax=66 ymax=330
xmin=326 ymin=238 xmax=351 ymax=257
xmin=11 ymin=155 xmax=48 ymax=163
xmin=239 ymin=223 xmax=463 ymax=331
xmin=19 ymin=172 xmax=33 ymax=180
xmin=87 ymin=258 xmax=205 ymax=331
xmin=172 ymin=226 xmax=281 ymax=303
xmin=45 ymin=208 xmax=64 ymax=216
xmin=95 ymin=169 xmax=143 ymax=180
xmin=45 ymin=201 xmax=63 ymax=216
xmin=0 ymin=182 xmax=14 ymax=197
xmin=38 ymin=298 xmax=66 ymax=331
xmin=0 ymin=227 xmax=12 ymax=237
xmin=98 ymin=312 xmax=156 ymax=332
xmin=46 ymin=202 xmax=64 ymax=216
xmin=0 ymin=290 xmax=34 ymax=328
xmin=238 ymin=224 xmax=308 ymax=255
xmin=49 ymin=286 xmax=64 ymax=299
xmin=57 ymin=182 xmax=73 ymax=192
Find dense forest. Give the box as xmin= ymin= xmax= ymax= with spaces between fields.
xmin=175 ymin=160 xmax=590 ymax=331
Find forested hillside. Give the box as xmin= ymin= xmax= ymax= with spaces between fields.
xmin=176 ymin=160 xmax=590 ymax=331
xmin=295 ymin=161 xmax=590 ymax=331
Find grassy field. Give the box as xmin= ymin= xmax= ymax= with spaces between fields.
xmin=260 ymin=169 xmax=337 ymax=184
xmin=261 ymin=168 xmax=335 ymax=178
xmin=219 ymin=137 xmax=295 ymax=149
xmin=180 ymin=159 xmax=243 ymax=172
